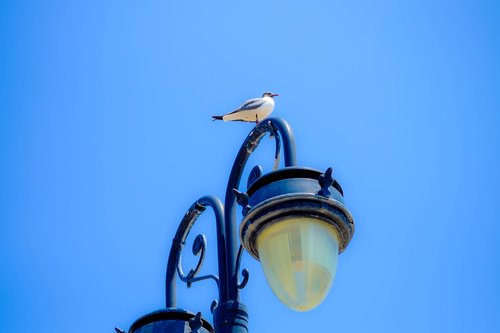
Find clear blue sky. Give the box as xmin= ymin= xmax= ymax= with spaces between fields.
xmin=1 ymin=1 xmax=499 ymax=332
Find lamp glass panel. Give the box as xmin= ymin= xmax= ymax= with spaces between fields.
xmin=257 ymin=217 xmax=339 ymax=311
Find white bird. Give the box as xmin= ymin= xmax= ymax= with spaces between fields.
xmin=212 ymin=92 xmax=279 ymax=123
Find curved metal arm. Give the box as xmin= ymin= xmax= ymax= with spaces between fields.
xmin=223 ymin=117 xmax=297 ymax=301
xmin=165 ymin=118 xmax=297 ymax=307
xmin=165 ymin=195 xmax=227 ymax=307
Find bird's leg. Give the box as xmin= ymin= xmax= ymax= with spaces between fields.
xmin=255 ymin=114 xmax=259 ymax=124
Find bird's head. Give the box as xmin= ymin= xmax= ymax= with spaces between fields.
xmin=262 ymin=92 xmax=279 ymax=98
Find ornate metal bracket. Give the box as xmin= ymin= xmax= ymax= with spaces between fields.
xmin=223 ymin=117 xmax=297 ymax=302
xmin=176 ymin=234 xmax=220 ymax=288
xmin=165 ymin=196 xmax=227 ymax=307
xmin=166 ymin=118 xmax=298 ymax=310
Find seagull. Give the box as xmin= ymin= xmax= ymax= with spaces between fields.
xmin=212 ymin=92 xmax=279 ymax=123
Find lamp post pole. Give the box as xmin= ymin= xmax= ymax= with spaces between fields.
xmin=119 ymin=118 xmax=354 ymax=333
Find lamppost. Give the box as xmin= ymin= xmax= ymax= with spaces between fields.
xmin=117 ymin=118 xmax=355 ymax=333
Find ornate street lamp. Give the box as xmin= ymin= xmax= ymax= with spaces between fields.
xmin=117 ymin=118 xmax=355 ymax=333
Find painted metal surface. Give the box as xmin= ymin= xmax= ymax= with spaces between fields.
xmin=127 ymin=309 xmax=213 ymax=333
xmin=123 ymin=118 xmax=354 ymax=333
xmin=239 ymin=167 xmax=354 ymax=260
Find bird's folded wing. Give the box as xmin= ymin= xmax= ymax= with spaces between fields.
xmin=227 ymin=98 xmax=265 ymax=114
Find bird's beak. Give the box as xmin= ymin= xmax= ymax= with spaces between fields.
xmin=270 ymin=93 xmax=279 ymax=97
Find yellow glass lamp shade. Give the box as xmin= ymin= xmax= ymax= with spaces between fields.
xmin=256 ymin=217 xmax=339 ymax=311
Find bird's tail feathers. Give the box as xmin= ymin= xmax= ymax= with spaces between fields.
xmin=212 ymin=115 xmax=223 ymax=121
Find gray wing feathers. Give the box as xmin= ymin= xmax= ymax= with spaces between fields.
xmin=227 ymin=98 xmax=265 ymax=114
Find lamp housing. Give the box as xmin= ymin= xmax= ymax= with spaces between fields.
xmin=239 ymin=167 xmax=354 ymax=311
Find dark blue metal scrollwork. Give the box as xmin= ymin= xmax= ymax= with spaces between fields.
xmin=223 ymin=118 xmax=297 ymax=302
xmin=164 ymin=118 xmax=297 ymax=333
xmin=165 ymin=195 xmax=227 ymax=307
xmin=235 ymin=245 xmax=249 ymax=290
xmin=176 ymin=234 xmax=220 ymax=288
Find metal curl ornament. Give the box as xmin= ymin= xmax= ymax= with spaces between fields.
xmin=176 ymin=234 xmax=219 ymax=288
xmin=165 ymin=196 xmax=226 ymax=307
xmin=235 ymin=245 xmax=249 ymax=290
